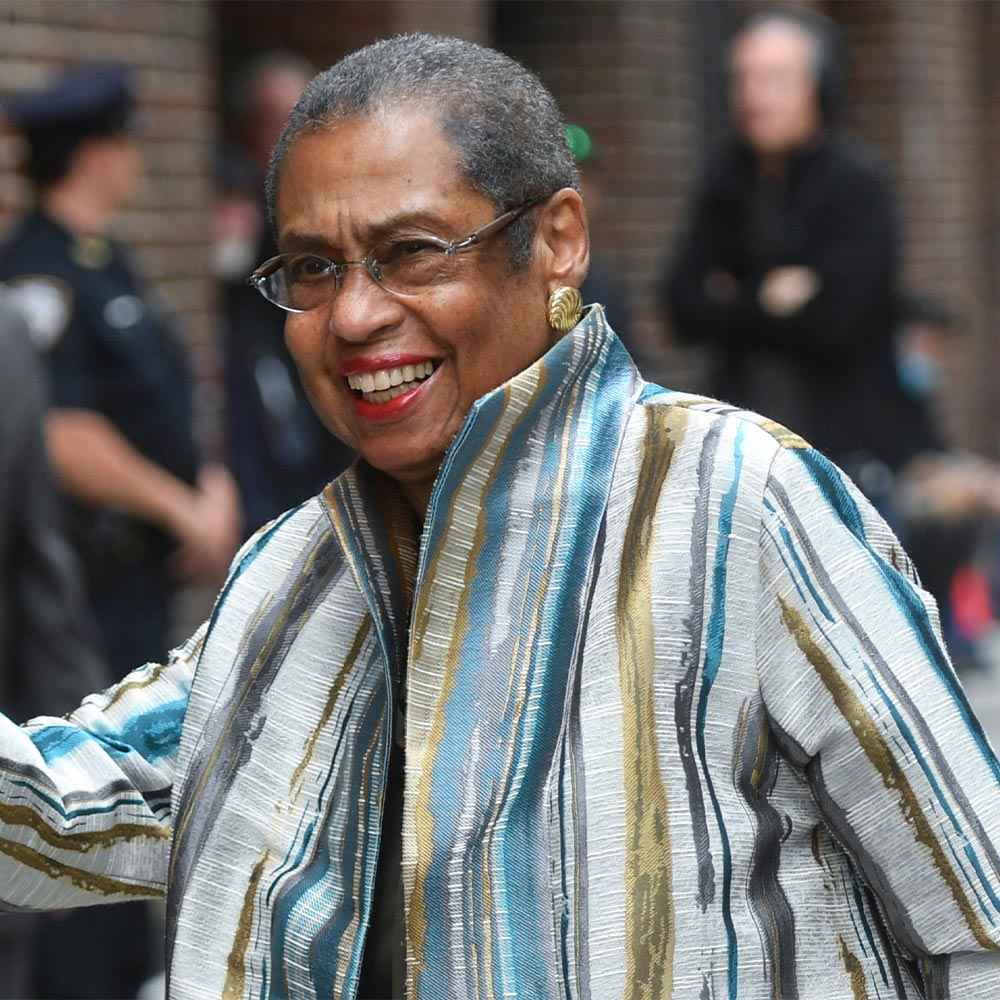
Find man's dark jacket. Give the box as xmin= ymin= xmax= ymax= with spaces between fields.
xmin=665 ymin=134 xmax=920 ymax=471
xmin=0 ymin=298 xmax=106 ymax=723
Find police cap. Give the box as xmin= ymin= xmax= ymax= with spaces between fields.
xmin=4 ymin=62 xmax=137 ymax=186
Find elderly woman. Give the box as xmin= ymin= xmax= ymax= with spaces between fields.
xmin=0 ymin=34 xmax=997 ymax=1000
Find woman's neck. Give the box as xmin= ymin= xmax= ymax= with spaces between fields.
xmin=399 ymin=478 xmax=433 ymax=521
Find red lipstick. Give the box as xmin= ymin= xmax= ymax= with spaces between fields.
xmin=353 ymin=381 xmax=429 ymax=422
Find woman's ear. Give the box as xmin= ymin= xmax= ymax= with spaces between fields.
xmin=535 ymin=187 xmax=590 ymax=291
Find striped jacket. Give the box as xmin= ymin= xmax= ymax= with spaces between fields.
xmin=0 ymin=306 xmax=998 ymax=999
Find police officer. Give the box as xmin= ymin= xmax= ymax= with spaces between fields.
xmin=0 ymin=61 xmax=240 ymax=999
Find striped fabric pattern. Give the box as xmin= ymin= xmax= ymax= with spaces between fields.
xmin=0 ymin=306 xmax=997 ymax=998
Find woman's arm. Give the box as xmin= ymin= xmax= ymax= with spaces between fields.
xmin=757 ymin=442 xmax=1000 ymax=995
xmin=0 ymin=623 xmax=205 ymax=911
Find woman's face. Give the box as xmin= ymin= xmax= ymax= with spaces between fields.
xmin=276 ymin=108 xmax=579 ymax=497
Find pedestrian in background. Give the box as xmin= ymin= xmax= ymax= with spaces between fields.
xmin=891 ymin=294 xmax=1000 ymax=670
xmin=0 ymin=295 xmax=108 ymax=998
xmin=665 ymin=8 xmax=912 ymax=476
xmin=0 ymin=61 xmax=240 ymax=999
xmin=216 ymin=52 xmax=353 ymax=533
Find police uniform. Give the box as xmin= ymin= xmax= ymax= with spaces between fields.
xmin=0 ymin=212 xmax=199 ymax=674
xmin=0 ymin=61 xmax=196 ymax=999
xmin=0 ymin=64 xmax=199 ymax=678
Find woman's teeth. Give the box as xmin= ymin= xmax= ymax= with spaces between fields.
xmin=346 ymin=361 xmax=436 ymax=404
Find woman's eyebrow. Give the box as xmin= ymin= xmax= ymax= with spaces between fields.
xmin=278 ymin=209 xmax=452 ymax=254
xmin=278 ymin=230 xmax=337 ymax=254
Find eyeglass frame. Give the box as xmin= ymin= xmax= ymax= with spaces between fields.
xmin=248 ymin=197 xmax=545 ymax=314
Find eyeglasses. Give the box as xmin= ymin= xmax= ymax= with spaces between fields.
xmin=248 ymin=199 xmax=541 ymax=314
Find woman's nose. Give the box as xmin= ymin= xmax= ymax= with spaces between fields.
xmin=327 ymin=263 xmax=402 ymax=343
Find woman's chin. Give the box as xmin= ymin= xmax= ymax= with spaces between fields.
xmin=359 ymin=437 xmax=447 ymax=489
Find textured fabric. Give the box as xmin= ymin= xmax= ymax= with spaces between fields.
xmin=0 ymin=307 xmax=998 ymax=999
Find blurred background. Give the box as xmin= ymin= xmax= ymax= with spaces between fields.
xmin=3 ymin=0 xmax=998 ymax=450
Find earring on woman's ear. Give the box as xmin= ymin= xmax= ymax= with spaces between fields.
xmin=547 ymin=286 xmax=583 ymax=334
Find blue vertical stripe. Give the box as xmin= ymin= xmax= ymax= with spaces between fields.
xmin=696 ymin=421 xmax=746 ymax=1000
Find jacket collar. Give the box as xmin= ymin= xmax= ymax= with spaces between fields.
xmin=322 ymin=304 xmax=642 ymax=712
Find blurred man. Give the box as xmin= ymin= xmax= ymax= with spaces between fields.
xmin=217 ymin=52 xmax=353 ymax=532
xmin=0 ymin=295 xmax=108 ymax=998
xmin=0 ymin=61 xmax=239 ymax=999
xmin=665 ymin=8 xmax=911 ymax=471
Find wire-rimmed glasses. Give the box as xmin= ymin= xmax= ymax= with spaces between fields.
xmin=249 ymin=199 xmax=541 ymax=314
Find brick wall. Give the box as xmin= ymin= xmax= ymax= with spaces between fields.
xmin=0 ymin=0 xmax=221 ymax=446
xmin=216 ymin=1 xmax=487 ymax=97
xmin=495 ymin=0 xmax=699 ymax=385
xmin=891 ymin=2 xmax=992 ymax=453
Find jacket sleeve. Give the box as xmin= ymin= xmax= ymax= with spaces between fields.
xmin=0 ymin=623 xmax=205 ymax=911
xmin=757 ymin=442 xmax=1000 ymax=995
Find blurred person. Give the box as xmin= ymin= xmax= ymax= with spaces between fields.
xmin=217 ymin=52 xmax=353 ymax=532
xmin=890 ymin=294 xmax=1000 ymax=667
xmin=0 ymin=294 xmax=108 ymax=998
xmin=567 ymin=123 xmax=637 ymax=360
xmin=0 ymin=62 xmax=239 ymax=998
xmin=0 ymin=35 xmax=993 ymax=1000
xmin=665 ymin=8 xmax=912 ymax=474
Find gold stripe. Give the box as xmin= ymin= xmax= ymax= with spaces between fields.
xmin=837 ymin=934 xmax=871 ymax=1000
xmin=289 ymin=616 xmax=372 ymax=802
xmin=0 ymin=803 xmax=168 ymax=853
xmin=615 ymin=405 xmax=684 ymax=1000
xmin=222 ymin=848 xmax=270 ymax=1000
xmin=758 ymin=418 xmax=810 ymax=451
xmin=104 ymin=663 xmax=168 ymax=711
xmin=104 ymin=630 xmax=207 ymax=712
xmin=751 ymin=709 xmax=769 ymax=793
xmin=780 ymin=598 xmax=998 ymax=950
xmin=0 ymin=835 xmax=162 ymax=898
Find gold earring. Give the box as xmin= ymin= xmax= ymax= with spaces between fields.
xmin=547 ymin=286 xmax=583 ymax=333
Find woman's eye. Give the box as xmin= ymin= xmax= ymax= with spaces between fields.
xmin=382 ymin=240 xmax=440 ymax=262
xmin=288 ymin=256 xmax=333 ymax=281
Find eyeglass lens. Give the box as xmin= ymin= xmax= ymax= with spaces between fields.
xmin=258 ymin=237 xmax=463 ymax=311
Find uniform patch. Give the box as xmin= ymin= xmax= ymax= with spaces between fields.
xmin=104 ymin=294 xmax=144 ymax=330
xmin=71 ymin=235 xmax=111 ymax=270
xmin=3 ymin=275 xmax=73 ymax=350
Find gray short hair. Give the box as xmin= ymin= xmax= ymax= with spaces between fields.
xmin=265 ymin=33 xmax=579 ymax=266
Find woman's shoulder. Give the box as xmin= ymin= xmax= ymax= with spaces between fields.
xmin=632 ymin=384 xmax=802 ymax=468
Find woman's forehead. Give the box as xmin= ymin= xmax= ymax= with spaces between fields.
xmin=275 ymin=111 xmax=487 ymax=243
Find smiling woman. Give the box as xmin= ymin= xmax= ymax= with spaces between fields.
xmin=261 ymin=63 xmax=588 ymax=515
xmin=0 ymin=32 xmax=998 ymax=1000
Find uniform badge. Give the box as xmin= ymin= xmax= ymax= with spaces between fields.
xmin=71 ymin=235 xmax=111 ymax=270
xmin=103 ymin=294 xmax=144 ymax=329
xmin=3 ymin=275 xmax=73 ymax=350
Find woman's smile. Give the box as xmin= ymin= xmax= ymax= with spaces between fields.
xmin=341 ymin=353 xmax=442 ymax=422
